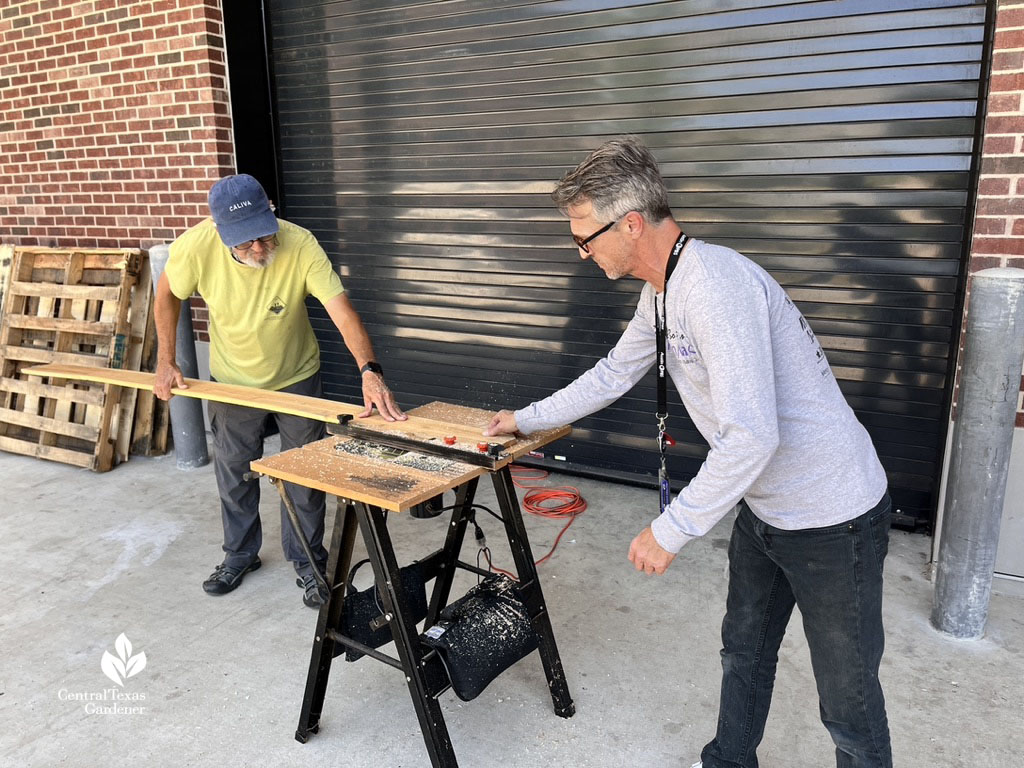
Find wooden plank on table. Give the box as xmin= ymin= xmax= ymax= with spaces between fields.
xmin=341 ymin=416 xmax=516 ymax=450
xmin=407 ymin=402 xmax=496 ymax=432
xmin=407 ymin=401 xmax=572 ymax=461
xmin=335 ymin=400 xmax=519 ymax=447
xmin=251 ymin=435 xmax=484 ymax=512
xmin=507 ymin=425 xmax=573 ymax=460
xmin=20 ymin=363 xmax=519 ymax=446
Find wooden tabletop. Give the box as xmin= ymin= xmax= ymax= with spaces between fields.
xmin=250 ymin=402 xmax=570 ymax=512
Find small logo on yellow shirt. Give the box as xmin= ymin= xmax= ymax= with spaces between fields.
xmin=268 ymin=297 xmax=286 ymax=315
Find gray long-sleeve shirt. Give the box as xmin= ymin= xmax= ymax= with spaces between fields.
xmin=515 ymin=238 xmax=887 ymax=553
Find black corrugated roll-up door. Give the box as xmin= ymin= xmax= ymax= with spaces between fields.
xmin=262 ymin=0 xmax=989 ymax=528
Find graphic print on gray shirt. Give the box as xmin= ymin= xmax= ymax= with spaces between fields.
xmin=515 ymin=239 xmax=888 ymax=553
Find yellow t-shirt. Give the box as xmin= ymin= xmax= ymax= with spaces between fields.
xmin=166 ymin=217 xmax=344 ymax=390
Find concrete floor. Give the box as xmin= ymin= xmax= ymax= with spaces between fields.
xmin=1 ymin=443 xmax=1021 ymax=768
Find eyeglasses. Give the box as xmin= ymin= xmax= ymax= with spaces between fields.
xmin=572 ymin=218 xmax=618 ymax=254
xmin=233 ymin=234 xmax=277 ymax=252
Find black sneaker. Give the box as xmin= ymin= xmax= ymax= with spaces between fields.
xmin=296 ymin=573 xmax=327 ymax=608
xmin=202 ymin=557 xmax=261 ymax=595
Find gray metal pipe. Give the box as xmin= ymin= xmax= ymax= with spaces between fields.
xmin=148 ymin=244 xmax=210 ymax=471
xmin=932 ymin=267 xmax=1024 ymax=639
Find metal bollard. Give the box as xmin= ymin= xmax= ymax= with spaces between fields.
xmin=148 ymin=244 xmax=210 ymax=470
xmin=932 ymin=267 xmax=1024 ymax=639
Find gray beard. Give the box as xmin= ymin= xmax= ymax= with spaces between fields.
xmin=234 ymin=250 xmax=277 ymax=269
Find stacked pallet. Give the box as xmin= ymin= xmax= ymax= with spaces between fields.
xmin=0 ymin=246 xmax=168 ymax=471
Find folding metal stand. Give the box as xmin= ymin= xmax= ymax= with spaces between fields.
xmin=286 ymin=466 xmax=575 ymax=768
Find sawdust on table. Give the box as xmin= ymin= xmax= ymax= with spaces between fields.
xmin=347 ymin=474 xmax=418 ymax=493
xmin=332 ymin=438 xmax=473 ymax=477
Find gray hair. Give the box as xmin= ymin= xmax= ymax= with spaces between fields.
xmin=551 ymin=136 xmax=671 ymax=223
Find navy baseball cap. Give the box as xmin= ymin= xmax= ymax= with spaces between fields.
xmin=207 ymin=174 xmax=279 ymax=247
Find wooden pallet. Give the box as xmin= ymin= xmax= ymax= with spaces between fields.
xmin=0 ymin=247 xmax=147 ymax=471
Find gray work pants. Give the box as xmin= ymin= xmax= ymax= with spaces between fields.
xmin=208 ymin=371 xmax=328 ymax=577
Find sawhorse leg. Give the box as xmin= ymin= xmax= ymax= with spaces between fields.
xmin=491 ymin=465 xmax=576 ymax=718
xmin=289 ymin=484 xmax=470 ymax=766
xmin=425 ymin=477 xmax=478 ymax=626
xmin=356 ymin=502 xmax=459 ymax=768
xmin=287 ymin=467 xmax=574 ymax=766
xmin=295 ymin=497 xmax=358 ymax=743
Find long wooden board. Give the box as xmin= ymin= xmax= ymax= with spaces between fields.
xmin=22 ymin=363 xmax=519 ymax=446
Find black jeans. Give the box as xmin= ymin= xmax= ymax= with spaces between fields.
xmin=208 ymin=371 xmax=328 ymax=576
xmin=701 ymin=495 xmax=892 ymax=768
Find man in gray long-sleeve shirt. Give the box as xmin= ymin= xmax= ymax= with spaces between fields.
xmin=485 ymin=137 xmax=892 ymax=768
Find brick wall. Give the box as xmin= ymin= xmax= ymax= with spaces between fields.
xmin=968 ymin=0 xmax=1024 ymax=427
xmin=0 ymin=0 xmax=234 ymax=252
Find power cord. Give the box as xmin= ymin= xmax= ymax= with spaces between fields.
xmin=509 ymin=464 xmax=586 ymax=568
xmin=476 ymin=465 xmax=587 ymax=579
xmin=425 ymin=469 xmax=587 ymax=580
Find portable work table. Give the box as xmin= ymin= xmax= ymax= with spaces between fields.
xmin=250 ymin=402 xmax=576 ymax=768
xmin=18 ymin=365 xmax=576 ymax=765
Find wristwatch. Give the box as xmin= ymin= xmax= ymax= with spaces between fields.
xmin=360 ymin=361 xmax=384 ymax=376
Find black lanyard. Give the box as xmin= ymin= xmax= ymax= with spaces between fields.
xmin=654 ymin=232 xmax=688 ymax=514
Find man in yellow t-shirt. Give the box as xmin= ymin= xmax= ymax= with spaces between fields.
xmin=153 ymin=174 xmax=406 ymax=608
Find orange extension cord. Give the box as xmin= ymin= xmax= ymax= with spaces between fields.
xmin=483 ymin=464 xmax=587 ymax=579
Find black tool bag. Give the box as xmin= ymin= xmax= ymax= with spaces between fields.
xmin=336 ymin=559 xmax=429 ymax=662
xmin=421 ymin=573 xmax=539 ymax=701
